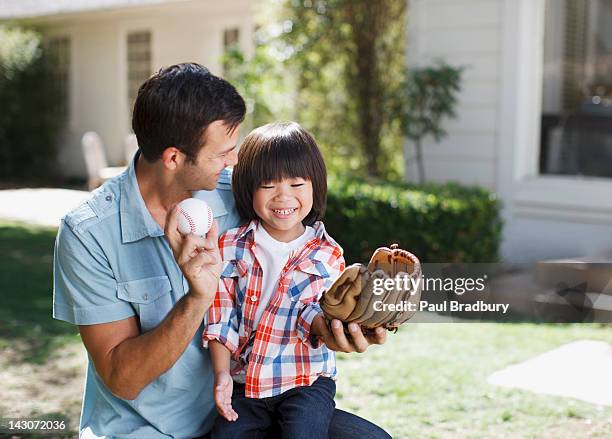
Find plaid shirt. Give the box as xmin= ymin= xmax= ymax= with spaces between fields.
xmin=203 ymin=219 xmax=345 ymax=398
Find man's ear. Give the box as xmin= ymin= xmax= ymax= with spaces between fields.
xmin=160 ymin=147 xmax=184 ymax=171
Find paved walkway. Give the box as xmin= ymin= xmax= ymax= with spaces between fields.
xmin=0 ymin=188 xmax=90 ymax=227
xmin=488 ymin=340 xmax=612 ymax=406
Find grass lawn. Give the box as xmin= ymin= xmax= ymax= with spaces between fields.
xmin=0 ymin=221 xmax=79 ymax=363
xmin=1 ymin=220 xmax=611 ymax=438
xmin=336 ymin=323 xmax=612 ymax=438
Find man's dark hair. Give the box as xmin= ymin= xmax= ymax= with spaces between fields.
xmin=232 ymin=121 xmax=327 ymax=227
xmin=132 ymin=62 xmax=246 ymax=162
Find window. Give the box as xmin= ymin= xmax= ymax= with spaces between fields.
xmin=127 ymin=31 xmax=151 ymax=112
xmin=223 ymin=28 xmax=240 ymax=74
xmin=224 ymin=28 xmax=240 ymax=49
xmin=540 ymin=0 xmax=612 ymax=178
xmin=47 ymin=36 xmax=70 ymax=118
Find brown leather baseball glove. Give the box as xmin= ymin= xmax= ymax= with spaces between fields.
xmin=320 ymin=244 xmax=422 ymax=332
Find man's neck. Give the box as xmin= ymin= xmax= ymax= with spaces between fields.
xmin=135 ymin=155 xmax=191 ymax=229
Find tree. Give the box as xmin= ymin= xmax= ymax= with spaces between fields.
xmin=0 ymin=25 xmax=65 ymax=181
xmin=399 ymin=62 xmax=464 ymax=184
xmin=222 ymin=46 xmax=277 ymax=130
xmin=279 ymin=0 xmax=407 ymax=180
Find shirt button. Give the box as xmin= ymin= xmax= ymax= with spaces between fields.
xmin=105 ymin=195 xmax=112 ymax=201
xmin=143 ymin=293 xmax=149 ymax=301
xmin=250 ymin=295 xmax=257 ymax=302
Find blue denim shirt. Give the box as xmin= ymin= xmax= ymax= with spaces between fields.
xmin=53 ymin=153 xmax=240 ymax=438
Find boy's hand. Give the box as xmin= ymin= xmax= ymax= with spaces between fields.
xmin=165 ymin=206 xmax=222 ymax=303
xmin=214 ymin=371 xmax=238 ymax=422
xmin=311 ymin=314 xmax=387 ymax=353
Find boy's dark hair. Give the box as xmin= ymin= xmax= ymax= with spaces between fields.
xmin=233 ymin=121 xmax=327 ymax=227
xmin=132 ymin=62 xmax=246 ymax=162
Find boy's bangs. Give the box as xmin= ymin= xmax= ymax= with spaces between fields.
xmin=253 ymin=137 xmax=313 ymax=185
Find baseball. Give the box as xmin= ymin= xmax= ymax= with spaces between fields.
xmin=177 ymin=198 xmax=213 ymax=236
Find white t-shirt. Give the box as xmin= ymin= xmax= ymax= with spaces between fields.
xmin=251 ymin=221 xmax=316 ymax=330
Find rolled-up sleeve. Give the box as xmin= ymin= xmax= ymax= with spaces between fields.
xmin=296 ymin=301 xmax=324 ymax=349
xmin=296 ymin=252 xmax=346 ymax=349
xmin=202 ymin=263 xmax=240 ymax=353
xmin=53 ymin=220 xmax=135 ymax=325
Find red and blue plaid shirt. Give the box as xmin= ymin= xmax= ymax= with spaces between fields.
xmin=203 ymin=219 xmax=345 ymax=398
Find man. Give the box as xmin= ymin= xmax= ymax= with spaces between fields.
xmin=53 ymin=63 xmax=389 ymax=438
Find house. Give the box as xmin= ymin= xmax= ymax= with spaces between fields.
xmin=0 ymin=0 xmax=255 ymax=178
xmin=2 ymin=0 xmax=610 ymax=264
xmin=406 ymin=0 xmax=612 ymax=262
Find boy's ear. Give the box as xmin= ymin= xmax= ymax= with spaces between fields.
xmin=160 ymin=147 xmax=185 ymax=170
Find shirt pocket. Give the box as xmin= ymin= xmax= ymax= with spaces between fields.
xmin=287 ymin=260 xmax=331 ymax=303
xmin=117 ymin=275 xmax=173 ymax=332
xmin=220 ymin=260 xmax=249 ymax=305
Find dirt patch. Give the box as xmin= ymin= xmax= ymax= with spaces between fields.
xmin=0 ymin=341 xmax=85 ymax=429
xmin=541 ymin=417 xmax=612 ymax=439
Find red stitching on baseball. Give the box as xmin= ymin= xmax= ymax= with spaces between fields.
xmin=179 ymin=207 xmax=196 ymax=233
xmin=207 ymin=206 xmax=213 ymax=232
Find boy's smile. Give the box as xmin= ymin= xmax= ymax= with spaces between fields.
xmin=253 ymin=177 xmax=313 ymax=242
xmin=271 ymin=207 xmax=298 ymax=218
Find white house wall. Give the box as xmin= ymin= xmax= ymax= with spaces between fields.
xmin=40 ymin=0 xmax=254 ymax=178
xmin=407 ymin=0 xmax=612 ymax=263
xmin=405 ymin=0 xmax=502 ymax=188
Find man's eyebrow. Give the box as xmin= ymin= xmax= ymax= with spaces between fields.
xmin=218 ymin=144 xmax=237 ymax=155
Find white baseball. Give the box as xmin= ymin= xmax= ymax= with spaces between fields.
xmin=177 ymin=198 xmax=213 ymax=236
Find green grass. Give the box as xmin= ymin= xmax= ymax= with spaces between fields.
xmin=1 ymin=220 xmax=611 ymax=438
xmin=336 ymin=322 xmax=612 ymax=438
xmin=0 ymin=221 xmax=79 ymax=364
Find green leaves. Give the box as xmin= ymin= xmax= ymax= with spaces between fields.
xmin=325 ymin=177 xmax=503 ymax=264
xmin=279 ymin=0 xmax=407 ymax=179
xmin=400 ymin=62 xmax=464 ymax=139
xmin=399 ymin=61 xmax=465 ymax=183
xmin=0 ymin=25 xmax=65 ymax=181
xmin=0 ymin=26 xmax=41 ymax=78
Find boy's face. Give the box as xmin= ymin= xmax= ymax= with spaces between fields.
xmin=180 ymin=120 xmax=240 ymax=191
xmin=253 ymin=177 xmax=313 ymax=242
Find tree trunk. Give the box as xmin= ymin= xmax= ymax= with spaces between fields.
xmin=415 ymin=138 xmax=425 ymax=184
xmin=345 ymin=1 xmax=384 ymax=179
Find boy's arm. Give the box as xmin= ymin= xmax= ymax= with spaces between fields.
xmin=296 ymin=251 xmax=346 ymax=349
xmin=202 ymin=234 xmax=241 ymax=422
xmin=202 ymin=269 xmax=240 ymax=353
xmin=203 ymin=246 xmax=241 ymax=422
xmin=307 ymin=249 xmax=387 ymax=353
xmin=209 ymin=338 xmax=238 ymax=421
xmin=209 ymin=340 xmax=231 ymax=374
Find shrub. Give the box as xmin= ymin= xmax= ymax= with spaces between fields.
xmin=325 ymin=178 xmax=503 ymax=264
xmin=0 ymin=25 xmax=65 ymax=181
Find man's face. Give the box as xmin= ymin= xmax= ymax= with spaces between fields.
xmin=181 ymin=120 xmax=240 ymax=191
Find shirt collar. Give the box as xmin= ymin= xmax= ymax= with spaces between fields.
xmin=237 ymin=218 xmax=332 ymax=243
xmin=120 ymin=151 xmax=165 ymax=243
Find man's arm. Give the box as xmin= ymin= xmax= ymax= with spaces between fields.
xmin=79 ymin=291 xmax=212 ymax=400
xmin=311 ymin=315 xmax=387 ymax=353
xmin=78 ymin=210 xmax=222 ymax=400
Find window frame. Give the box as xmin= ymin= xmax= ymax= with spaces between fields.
xmin=46 ymin=34 xmax=72 ymax=127
xmin=126 ymin=29 xmax=153 ymax=117
xmin=497 ymin=0 xmax=612 ymax=222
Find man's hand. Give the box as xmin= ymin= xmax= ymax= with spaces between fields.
xmin=214 ymin=371 xmax=238 ymax=422
xmin=311 ymin=313 xmax=386 ymax=353
xmin=165 ymin=206 xmax=221 ymax=302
